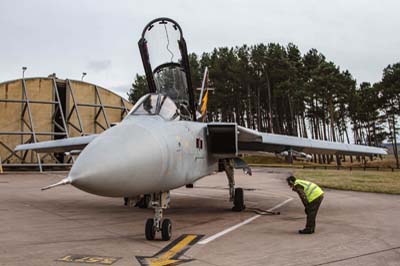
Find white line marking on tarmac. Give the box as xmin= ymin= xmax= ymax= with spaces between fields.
xmin=268 ymin=197 xmax=293 ymax=211
xmin=198 ymin=197 xmax=293 ymax=245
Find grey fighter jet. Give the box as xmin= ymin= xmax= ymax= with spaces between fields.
xmin=15 ymin=18 xmax=387 ymax=241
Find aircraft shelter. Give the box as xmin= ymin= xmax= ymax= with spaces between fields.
xmin=0 ymin=77 xmax=132 ymax=171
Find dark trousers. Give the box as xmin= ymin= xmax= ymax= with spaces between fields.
xmin=305 ymin=195 xmax=323 ymax=230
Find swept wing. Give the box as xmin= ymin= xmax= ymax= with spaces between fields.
xmin=14 ymin=135 xmax=98 ymax=153
xmin=237 ymin=126 xmax=386 ymax=156
xmin=206 ymin=123 xmax=386 ymax=157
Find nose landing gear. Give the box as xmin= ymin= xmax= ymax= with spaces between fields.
xmin=145 ymin=191 xmax=172 ymax=241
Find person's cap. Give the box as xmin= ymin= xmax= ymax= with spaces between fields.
xmin=286 ymin=175 xmax=296 ymax=185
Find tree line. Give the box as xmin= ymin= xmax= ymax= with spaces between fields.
xmin=128 ymin=43 xmax=399 ymax=168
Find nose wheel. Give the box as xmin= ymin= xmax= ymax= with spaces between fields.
xmin=145 ymin=192 xmax=172 ymax=241
xmin=145 ymin=218 xmax=172 ymax=241
xmin=161 ymin=219 xmax=172 ymax=240
xmin=145 ymin=218 xmax=156 ymax=240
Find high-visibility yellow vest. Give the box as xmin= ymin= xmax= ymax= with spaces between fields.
xmin=294 ymin=179 xmax=324 ymax=203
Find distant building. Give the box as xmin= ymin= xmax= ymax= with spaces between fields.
xmin=0 ymin=77 xmax=132 ymax=171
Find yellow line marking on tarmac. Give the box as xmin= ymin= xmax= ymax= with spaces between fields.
xmin=151 ymin=234 xmax=196 ymax=264
xmin=136 ymin=234 xmax=203 ymax=266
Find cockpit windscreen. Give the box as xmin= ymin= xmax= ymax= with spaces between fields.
xmin=130 ymin=94 xmax=179 ymax=121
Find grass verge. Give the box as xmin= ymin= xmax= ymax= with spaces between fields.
xmin=293 ymin=169 xmax=400 ymax=194
xmin=243 ymin=155 xmax=399 ymax=170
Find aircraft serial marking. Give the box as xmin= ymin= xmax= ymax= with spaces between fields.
xmin=56 ymin=254 xmax=121 ymax=265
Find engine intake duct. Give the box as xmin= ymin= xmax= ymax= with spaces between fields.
xmin=207 ymin=123 xmax=238 ymax=157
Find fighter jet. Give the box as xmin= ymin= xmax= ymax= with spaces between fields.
xmin=15 ymin=17 xmax=387 ymax=241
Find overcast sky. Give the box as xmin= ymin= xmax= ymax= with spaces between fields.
xmin=0 ymin=0 xmax=399 ymax=99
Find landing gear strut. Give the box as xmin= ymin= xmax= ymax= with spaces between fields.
xmin=223 ymin=159 xmax=245 ymax=211
xmin=145 ymin=191 xmax=172 ymax=241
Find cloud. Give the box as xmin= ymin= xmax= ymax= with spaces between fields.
xmin=1 ymin=0 xmax=400 ymax=86
xmin=87 ymin=60 xmax=112 ymax=72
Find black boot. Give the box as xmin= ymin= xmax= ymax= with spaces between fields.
xmin=298 ymin=228 xmax=314 ymax=234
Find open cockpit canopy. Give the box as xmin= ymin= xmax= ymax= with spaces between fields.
xmin=138 ymin=17 xmax=195 ymax=120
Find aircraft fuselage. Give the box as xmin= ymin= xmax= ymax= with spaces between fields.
xmin=68 ymin=115 xmax=218 ymax=197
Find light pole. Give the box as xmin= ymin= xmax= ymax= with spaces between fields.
xmin=22 ymin=67 xmax=27 ymax=79
xmin=81 ymin=72 xmax=87 ymax=81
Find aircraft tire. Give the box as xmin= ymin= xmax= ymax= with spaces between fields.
xmin=161 ymin=219 xmax=172 ymax=241
xmin=232 ymin=188 xmax=245 ymax=212
xmin=145 ymin=218 xmax=156 ymax=240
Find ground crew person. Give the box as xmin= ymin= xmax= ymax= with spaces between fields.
xmin=286 ymin=175 xmax=324 ymax=234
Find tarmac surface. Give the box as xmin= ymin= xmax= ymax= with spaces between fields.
xmin=1 ymin=168 xmax=400 ymax=266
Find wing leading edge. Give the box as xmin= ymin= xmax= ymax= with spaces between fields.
xmin=237 ymin=126 xmax=387 ymax=156
xmin=14 ymin=135 xmax=98 ymax=153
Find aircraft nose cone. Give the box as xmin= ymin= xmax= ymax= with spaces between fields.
xmin=69 ymin=123 xmax=166 ymax=197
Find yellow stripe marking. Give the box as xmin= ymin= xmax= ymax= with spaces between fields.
xmin=147 ymin=235 xmax=197 ymax=266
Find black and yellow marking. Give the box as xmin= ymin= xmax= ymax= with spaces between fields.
xmin=136 ymin=234 xmax=203 ymax=266
xmin=56 ymin=254 xmax=121 ymax=265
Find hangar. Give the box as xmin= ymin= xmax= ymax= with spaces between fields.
xmin=0 ymin=77 xmax=132 ymax=171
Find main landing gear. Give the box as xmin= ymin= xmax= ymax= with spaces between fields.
xmin=145 ymin=191 xmax=172 ymax=241
xmin=123 ymin=194 xmax=151 ymax=208
xmin=223 ymin=159 xmax=246 ymax=212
